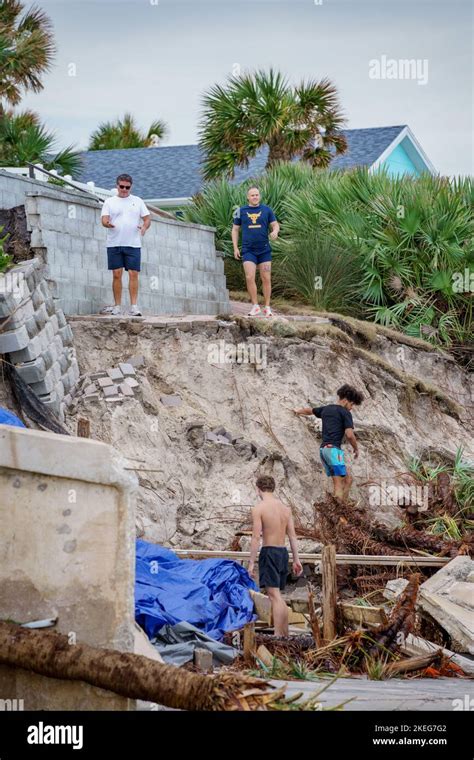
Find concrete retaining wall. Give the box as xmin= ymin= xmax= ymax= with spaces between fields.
xmin=0 ymin=425 xmax=137 ymax=710
xmin=0 ymin=170 xmax=230 ymax=316
xmin=0 ymin=258 xmax=79 ymax=419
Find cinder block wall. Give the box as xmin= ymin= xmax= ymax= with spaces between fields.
xmin=0 ymin=171 xmax=230 ymax=316
xmin=0 ymin=426 xmax=137 ymax=710
xmin=0 ymin=258 xmax=79 ymax=420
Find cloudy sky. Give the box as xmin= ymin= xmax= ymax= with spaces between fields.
xmin=20 ymin=0 xmax=473 ymax=176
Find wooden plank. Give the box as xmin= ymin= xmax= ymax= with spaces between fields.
xmin=340 ymin=602 xmax=389 ymax=628
xmin=193 ymin=648 xmax=213 ymax=673
xmin=322 ymin=545 xmax=337 ymax=643
xmin=243 ymin=622 xmax=256 ymax=664
xmin=174 ymin=549 xmax=447 ymax=567
xmin=249 ymin=590 xmax=272 ymax=625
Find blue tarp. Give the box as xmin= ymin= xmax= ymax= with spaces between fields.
xmin=0 ymin=408 xmax=25 ymax=428
xmin=135 ymin=539 xmax=257 ymax=641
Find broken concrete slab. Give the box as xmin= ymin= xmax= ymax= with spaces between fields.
xmin=126 ymin=355 xmax=146 ymax=368
xmin=120 ymin=383 xmax=134 ymax=397
xmin=123 ymin=377 xmax=139 ymax=389
xmin=118 ymin=363 xmax=136 ymax=377
xmin=205 ymin=431 xmax=220 ymax=443
xmin=418 ymin=555 xmax=474 ymax=654
xmin=383 ymin=578 xmax=409 ymax=601
xmin=90 ymin=371 xmax=107 ymax=380
xmin=84 ymin=382 xmax=98 ymax=396
xmin=103 ymin=385 xmax=119 ymax=398
xmin=160 ymin=395 xmax=182 ymax=407
xmin=211 ymin=426 xmax=227 ymax=436
xmin=107 ymin=367 xmax=124 ymax=382
xmin=216 ymin=435 xmax=232 ymax=445
xmin=98 ymin=376 xmax=114 ymax=388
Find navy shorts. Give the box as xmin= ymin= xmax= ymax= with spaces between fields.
xmin=107 ymin=246 xmax=141 ymax=271
xmin=259 ymin=546 xmax=289 ymax=590
xmin=242 ymin=247 xmax=272 ymax=265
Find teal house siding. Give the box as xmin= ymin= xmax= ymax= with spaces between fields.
xmin=380 ymin=142 xmax=419 ymax=177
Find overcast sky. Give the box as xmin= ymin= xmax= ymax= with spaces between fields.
xmin=20 ymin=0 xmax=473 ymax=176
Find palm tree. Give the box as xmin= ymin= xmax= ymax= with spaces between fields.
xmin=0 ymin=0 xmax=55 ymax=113
xmin=199 ymin=68 xmax=347 ymax=181
xmin=0 ymin=109 xmax=82 ymax=176
xmin=88 ymin=113 xmax=168 ymax=150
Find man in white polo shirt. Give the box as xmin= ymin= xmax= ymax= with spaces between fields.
xmin=100 ymin=173 xmax=151 ymax=316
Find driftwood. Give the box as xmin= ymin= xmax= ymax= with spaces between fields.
xmin=382 ymin=650 xmax=443 ymax=677
xmin=0 ymin=622 xmax=283 ymax=711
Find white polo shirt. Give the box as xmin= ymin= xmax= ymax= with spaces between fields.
xmin=101 ymin=194 xmax=150 ymax=248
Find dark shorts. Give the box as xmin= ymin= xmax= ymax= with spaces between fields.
xmin=258 ymin=546 xmax=289 ymax=590
xmin=107 ymin=246 xmax=141 ymax=271
xmin=242 ymin=246 xmax=272 ymax=265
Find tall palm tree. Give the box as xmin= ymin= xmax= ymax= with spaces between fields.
xmin=0 ymin=109 xmax=82 ymax=176
xmin=0 ymin=0 xmax=55 ymax=113
xmin=88 ymin=113 xmax=168 ymax=150
xmin=199 ymin=68 xmax=347 ymax=181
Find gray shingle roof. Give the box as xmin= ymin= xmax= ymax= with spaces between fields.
xmin=77 ymin=125 xmax=407 ymax=200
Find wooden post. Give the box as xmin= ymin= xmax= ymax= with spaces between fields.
xmin=193 ymin=648 xmax=213 ymax=673
xmin=243 ymin=622 xmax=256 ymax=664
xmin=322 ymin=544 xmax=337 ymax=643
xmin=77 ymin=418 xmax=90 ymax=438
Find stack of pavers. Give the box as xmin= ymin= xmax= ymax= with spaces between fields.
xmin=66 ymin=355 xmax=145 ymax=413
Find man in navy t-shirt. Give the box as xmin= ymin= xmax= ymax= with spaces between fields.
xmin=232 ymin=186 xmax=280 ymax=318
xmin=293 ymin=384 xmax=364 ymax=503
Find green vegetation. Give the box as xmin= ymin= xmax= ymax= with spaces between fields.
xmin=88 ymin=113 xmax=168 ymax=150
xmin=199 ymin=68 xmax=346 ymax=181
xmin=184 ymin=164 xmax=473 ymax=358
xmin=0 ymin=226 xmax=12 ymax=273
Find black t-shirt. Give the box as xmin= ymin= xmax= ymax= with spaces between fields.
xmin=312 ymin=404 xmax=354 ymax=448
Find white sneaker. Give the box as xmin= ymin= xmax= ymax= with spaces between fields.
xmin=262 ymin=306 xmax=273 ymax=318
xmin=248 ymin=304 xmax=261 ymax=317
xmin=129 ymin=305 xmax=143 ymax=316
xmin=101 ymin=305 xmax=122 ymax=315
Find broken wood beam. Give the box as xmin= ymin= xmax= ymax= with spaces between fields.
xmin=322 ymin=544 xmax=337 ymax=643
xmin=382 ymin=650 xmax=443 ymax=677
xmin=173 ymin=549 xmax=448 ymax=567
xmin=243 ymin=622 xmax=256 ymax=664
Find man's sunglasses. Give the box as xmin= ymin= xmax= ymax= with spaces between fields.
xmin=119 ymin=184 xmax=131 ymax=189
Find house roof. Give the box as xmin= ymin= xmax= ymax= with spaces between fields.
xmin=76 ymin=125 xmax=410 ymax=200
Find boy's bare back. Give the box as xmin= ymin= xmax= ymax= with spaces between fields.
xmin=253 ymin=496 xmax=292 ymax=547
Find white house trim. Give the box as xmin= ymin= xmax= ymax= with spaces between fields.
xmin=370 ymin=126 xmax=436 ymax=174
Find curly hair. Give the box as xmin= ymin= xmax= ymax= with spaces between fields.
xmin=337 ymin=384 xmax=364 ymax=405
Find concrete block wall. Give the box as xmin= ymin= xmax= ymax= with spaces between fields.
xmin=0 ymin=170 xmax=231 ymax=316
xmin=0 ymin=258 xmax=80 ymax=419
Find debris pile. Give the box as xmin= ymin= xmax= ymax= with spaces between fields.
xmin=66 ymin=355 xmax=145 ymax=413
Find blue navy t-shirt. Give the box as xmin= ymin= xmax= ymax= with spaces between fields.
xmin=313 ymin=404 xmax=354 ymax=448
xmin=233 ymin=204 xmax=277 ymax=250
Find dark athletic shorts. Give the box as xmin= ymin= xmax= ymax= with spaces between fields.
xmin=259 ymin=546 xmax=289 ymax=590
xmin=107 ymin=246 xmax=141 ymax=271
xmin=241 ymin=246 xmax=272 ymax=265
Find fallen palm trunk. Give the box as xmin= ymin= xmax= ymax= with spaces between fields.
xmin=0 ymin=622 xmax=284 ymax=711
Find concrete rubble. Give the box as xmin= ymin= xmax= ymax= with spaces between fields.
xmin=418 ymin=555 xmax=474 ymax=654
